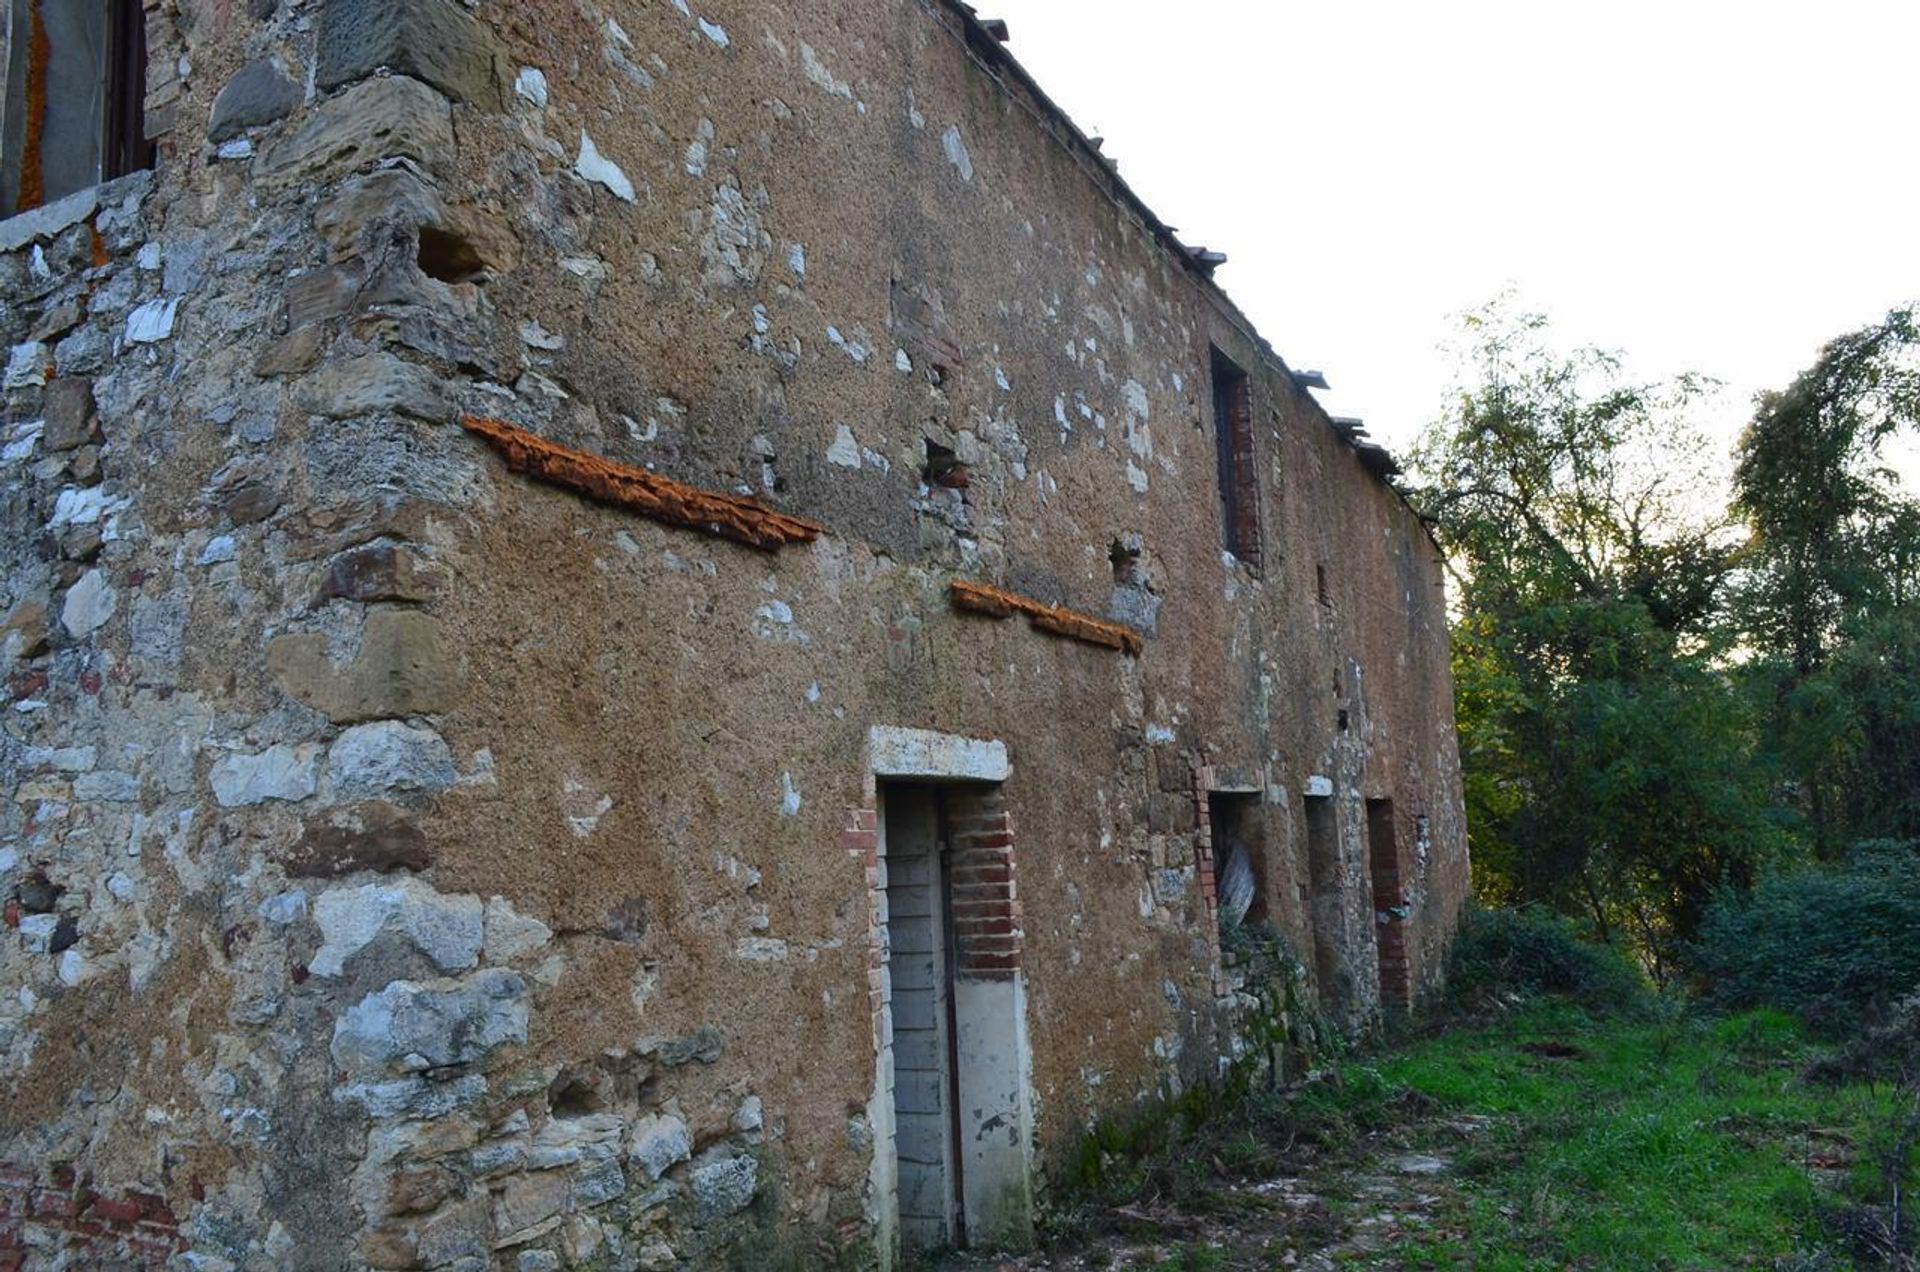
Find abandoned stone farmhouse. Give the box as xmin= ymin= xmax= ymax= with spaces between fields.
xmin=0 ymin=0 xmax=1468 ymax=1266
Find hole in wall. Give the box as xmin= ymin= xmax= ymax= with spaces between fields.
xmin=1338 ymin=708 xmax=1350 ymax=732
xmin=751 ymin=439 xmax=784 ymax=494
xmin=417 ymin=226 xmax=486 ymax=284
xmin=1316 ymin=563 xmax=1332 ymax=608
xmin=927 ymin=363 xmax=948 ymax=389
xmin=546 ymin=1073 xmax=605 ymax=1120
xmin=923 ymin=439 xmax=968 ymax=490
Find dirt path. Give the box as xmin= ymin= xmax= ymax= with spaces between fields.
xmin=940 ymin=1108 xmax=1499 ymax=1271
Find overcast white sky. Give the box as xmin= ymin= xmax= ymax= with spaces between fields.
xmin=991 ymin=0 xmax=1920 ymax=462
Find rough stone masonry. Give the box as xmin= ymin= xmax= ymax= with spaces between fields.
xmin=0 ymin=0 xmax=1468 ymax=1268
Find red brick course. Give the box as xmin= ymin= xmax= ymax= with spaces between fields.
xmin=0 ymin=1164 xmax=185 ymax=1266
xmin=946 ymin=788 xmax=1023 ymax=981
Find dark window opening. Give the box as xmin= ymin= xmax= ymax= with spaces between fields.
xmin=2 ymin=0 xmax=153 ymax=218
xmin=1210 ymin=346 xmax=1261 ymax=568
xmin=102 ymin=0 xmax=149 ymax=183
xmin=1207 ymin=791 xmax=1265 ymax=929
xmin=1316 ymin=563 xmax=1332 ymax=608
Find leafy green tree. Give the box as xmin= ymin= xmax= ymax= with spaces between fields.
xmin=1731 ymin=307 xmax=1920 ymax=853
xmin=1415 ymin=302 xmax=1791 ymax=975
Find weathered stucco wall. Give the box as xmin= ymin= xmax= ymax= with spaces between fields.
xmin=0 ymin=0 xmax=1467 ymax=1267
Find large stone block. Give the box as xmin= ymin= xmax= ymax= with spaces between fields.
xmin=314 ymin=169 xmax=521 ymax=274
xmin=689 ymin=1150 xmax=758 ymax=1222
xmin=59 ymin=569 xmax=116 ymax=639
xmin=41 ymin=378 xmax=100 ymax=451
xmin=259 ymin=76 xmax=453 ymax=190
xmin=414 ymin=1194 xmax=492 ymax=1268
xmin=211 ymin=743 xmax=324 ymax=807
xmin=310 ymin=876 xmax=484 ymax=977
xmin=295 ymin=352 xmax=450 ymax=423
xmin=328 ymin=721 xmax=459 ymax=802
xmin=314 ymin=168 xmax=447 ymax=256
xmin=317 ymin=0 xmax=510 ymax=111
xmin=268 ymin=609 xmax=464 ymax=723
xmin=2 ymin=598 xmax=50 ymax=659
xmin=493 ymin=1171 xmax=572 ymax=1244
xmin=628 ymin=1113 xmax=691 ymax=1181
xmin=209 ymin=58 xmax=301 ymax=141
xmin=319 ymin=544 xmax=438 ymax=604
xmin=331 ymin=969 xmax=528 ymax=1075
xmin=288 ymin=806 xmax=435 ymax=877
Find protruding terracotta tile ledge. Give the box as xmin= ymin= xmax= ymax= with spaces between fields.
xmin=950 ymin=578 xmax=1144 ymax=656
xmin=461 ymin=415 xmax=823 ymax=552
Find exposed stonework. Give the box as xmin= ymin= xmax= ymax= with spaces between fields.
xmin=315 ymin=0 xmax=513 ymax=112
xmin=0 ymin=1 xmax=1467 ymax=1268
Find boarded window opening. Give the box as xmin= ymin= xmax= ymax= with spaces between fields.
xmin=1210 ymin=346 xmax=1261 ymax=568
xmin=2 ymin=0 xmax=153 ymax=218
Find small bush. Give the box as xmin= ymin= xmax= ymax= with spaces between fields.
xmin=1445 ymin=903 xmax=1646 ymax=1013
xmin=1693 ymin=842 xmax=1920 ymax=1035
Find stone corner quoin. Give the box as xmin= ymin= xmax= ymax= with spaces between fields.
xmin=0 ymin=0 xmax=1468 ymax=1268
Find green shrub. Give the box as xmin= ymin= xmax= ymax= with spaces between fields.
xmin=1445 ymin=903 xmax=1646 ymax=1013
xmin=1693 ymin=842 xmax=1920 ymax=1034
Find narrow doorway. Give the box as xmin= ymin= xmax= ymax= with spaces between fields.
xmin=881 ymin=782 xmax=964 ymax=1250
xmin=1302 ymin=790 xmax=1349 ymax=1009
xmin=1367 ymin=798 xmax=1411 ymax=1009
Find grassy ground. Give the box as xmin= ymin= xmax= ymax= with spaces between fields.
xmin=952 ymin=1000 xmax=1905 ymax=1270
xmin=1354 ymin=1000 xmax=1892 ymax=1269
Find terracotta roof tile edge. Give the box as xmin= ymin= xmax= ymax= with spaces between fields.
xmin=461 ymin=415 xmax=824 ymax=552
xmin=950 ymin=578 xmax=1143 ymax=656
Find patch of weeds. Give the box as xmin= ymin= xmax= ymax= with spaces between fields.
xmin=1146 ymin=1246 xmax=1228 ymax=1271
